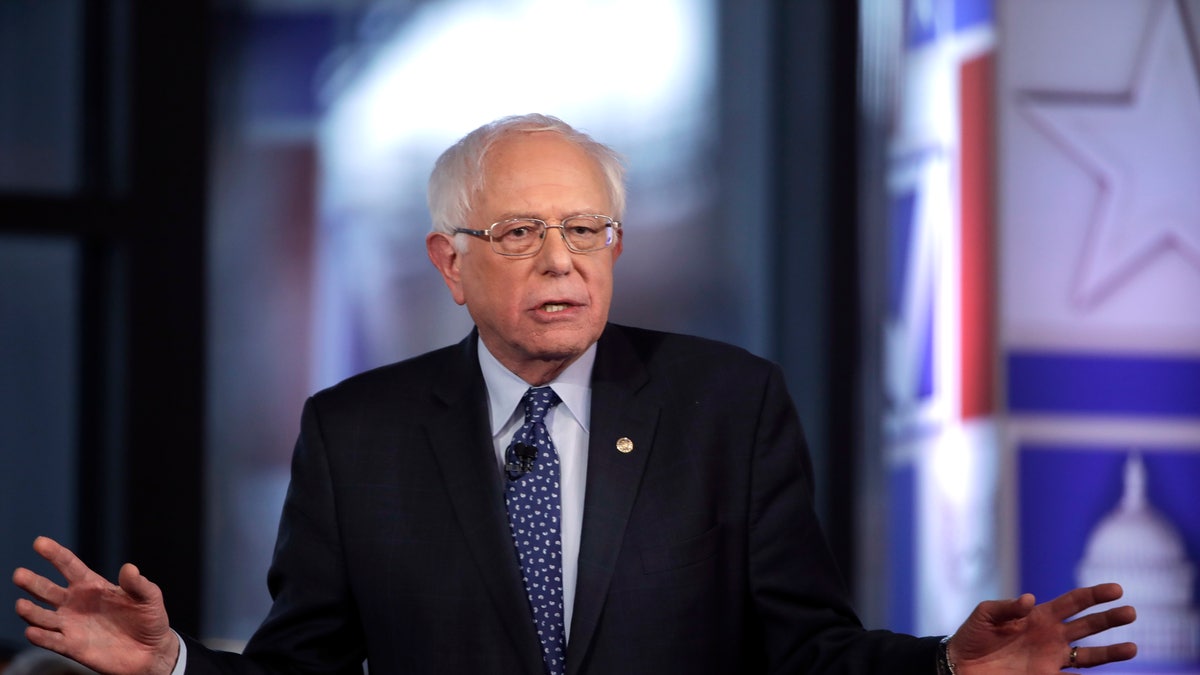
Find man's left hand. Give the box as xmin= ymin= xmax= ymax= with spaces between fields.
xmin=948 ymin=583 xmax=1136 ymax=674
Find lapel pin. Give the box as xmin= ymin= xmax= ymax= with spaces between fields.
xmin=616 ymin=437 xmax=634 ymax=454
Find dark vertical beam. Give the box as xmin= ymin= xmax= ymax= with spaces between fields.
xmin=122 ymin=2 xmax=209 ymax=635
xmin=76 ymin=0 xmax=119 ymax=581
xmin=771 ymin=0 xmax=861 ymax=574
xmin=822 ymin=0 xmax=863 ymax=583
xmin=76 ymin=231 xmax=115 ymax=575
xmin=80 ymin=0 xmax=110 ymax=196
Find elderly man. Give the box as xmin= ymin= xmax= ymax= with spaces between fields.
xmin=14 ymin=114 xmax=1136 ymax=675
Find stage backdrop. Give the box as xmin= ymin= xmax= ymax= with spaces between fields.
xmin=1001 ymin=1 xmax=1200 ymax=671
xmin=881 ymin=4 xmax=1200 ymax=672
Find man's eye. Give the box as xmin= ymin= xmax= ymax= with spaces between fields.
xmin=569 ymin=226 xmax=597 ymax=236
xmin=504 ymin=226 xmax=533 ymax=239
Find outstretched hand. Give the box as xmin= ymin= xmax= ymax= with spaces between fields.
xmin=950 ymin=583 xmax=1137 ymax=674
xmin=12 ymin=536 xmax=179 ymax=675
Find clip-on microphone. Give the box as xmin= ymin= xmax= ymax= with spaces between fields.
xmin=505 ymin=442 xmax=538 ymax=480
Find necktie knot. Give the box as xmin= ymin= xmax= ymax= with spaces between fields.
xmin=522 ymin=386 xmax=561 ymax=425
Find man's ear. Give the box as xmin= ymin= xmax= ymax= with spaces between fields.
xmin=426 ymin=232 xmax=467 ymax=305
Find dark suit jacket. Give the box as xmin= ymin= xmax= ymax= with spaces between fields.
xmin=187 ymin=324 xmax=938 ymax=674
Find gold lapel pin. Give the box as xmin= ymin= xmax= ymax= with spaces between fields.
xmin=616 ymin=437 xmax=634 ymax=454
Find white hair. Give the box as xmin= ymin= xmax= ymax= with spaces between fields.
xmin=426 ymin=114 xmax=626 ymax=243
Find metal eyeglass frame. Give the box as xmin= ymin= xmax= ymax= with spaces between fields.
xmin=453 ymin=214 xmax=622 ymax=258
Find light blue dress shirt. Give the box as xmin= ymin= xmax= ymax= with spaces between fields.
xmin=477 ymin=337 xmax=595 ymax=644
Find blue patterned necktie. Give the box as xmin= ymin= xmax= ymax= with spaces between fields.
xmin=504 ymin=386 xmax=566 ymax=675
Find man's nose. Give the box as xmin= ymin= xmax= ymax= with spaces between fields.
xmin=537 ymin=225 xmax=574 ymax=271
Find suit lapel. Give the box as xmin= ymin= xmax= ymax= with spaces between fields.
xmin=425 ymin=334 xmax=545 ymax=675
xmin=567 ymin=325 xmax=659 ymax=675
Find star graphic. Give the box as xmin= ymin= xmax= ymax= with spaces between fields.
xmin=1020 ymin=0 xmax=1200 ymax=308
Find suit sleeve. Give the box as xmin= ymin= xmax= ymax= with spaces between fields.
xmin=185 ymin=396 xmax=366 ymax=675
xmin=749 ymin=365 xmax=939 ymax=674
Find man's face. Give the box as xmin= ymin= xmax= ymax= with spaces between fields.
xmin=427 ymin=131 xmax=622 ymax=382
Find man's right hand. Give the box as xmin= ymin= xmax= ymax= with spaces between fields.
xmin=12 ymin=536 xmax=179 ymax=675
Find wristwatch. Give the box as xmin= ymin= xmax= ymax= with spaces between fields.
xmin=936 ymin=635 xmax=958 ymax=675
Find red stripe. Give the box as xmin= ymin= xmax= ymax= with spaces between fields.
xmin=959 ymin=53 xmax=995 ymax=419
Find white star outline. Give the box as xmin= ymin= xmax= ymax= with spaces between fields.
xmin=1019 ymin=0 xmax=1200 ymax=308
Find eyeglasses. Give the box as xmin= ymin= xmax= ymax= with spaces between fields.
xmin=453 ymin=214 xmax=621 ymax=258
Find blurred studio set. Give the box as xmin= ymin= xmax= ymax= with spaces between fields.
xmin=1 ymin=0 xmax=1198 ymax=671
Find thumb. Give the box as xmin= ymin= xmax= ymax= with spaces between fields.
xmin=117 ymin=563 xmax=162 ymax=604
xmin=979 ymin=593 xmax=1036 ymax=624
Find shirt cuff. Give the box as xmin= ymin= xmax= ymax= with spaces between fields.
xmin=169 ymin=630 xmax=188 ymax=675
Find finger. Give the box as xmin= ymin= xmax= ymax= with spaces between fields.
xmin=14 ymin=597 xmax=63 ymax=631
xmin=24 ymin=625 xmax=71 ymax=656
xmin=12 ymin=567 xmax=69 ymax=607
xmin=1071 ymin=642 xmax=1137 ymax=668
xmin=1046 ymin=583 xmax=1123 ymax=620
xmin=32 ymin=536 xmax=98 ymax=585
xmin=118 ymin=563 xmax=162 ymax=604
xmin=1065 ymin=605 xmax=1136 ymax=642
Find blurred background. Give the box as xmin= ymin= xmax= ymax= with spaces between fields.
xmin=1 ymin=0 xmax=1198 ymax=671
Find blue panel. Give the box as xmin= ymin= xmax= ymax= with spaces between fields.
xmin=1018 ymin=447 xmax=1122 ymax=601
xmin=1008 ymin=352 xmax=1200 ymax=418
xmin=905 ymin=0 xmax=992 ymax=49
xmin=1020 ymin=446 xmax=1200 ymax=600
xmin=953 ymin=0 xmax=993 ymax=31
xmin=886 ymin=187 xmax=934 ymax=402
xmin=1019 ymin=445 xmax=1200 ymax=671
xmin=918 ymin=295 xmax=934 ymax=399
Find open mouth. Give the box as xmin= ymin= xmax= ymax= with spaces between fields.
xmin=542 ymin=303 xmax=569 ymax=313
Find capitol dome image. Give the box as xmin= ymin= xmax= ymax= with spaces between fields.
xmin=1076 ymin=452 xmax=1200 ymax=668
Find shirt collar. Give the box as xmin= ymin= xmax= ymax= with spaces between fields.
xmin=477 ymin=336 xmax=596 ymax=436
